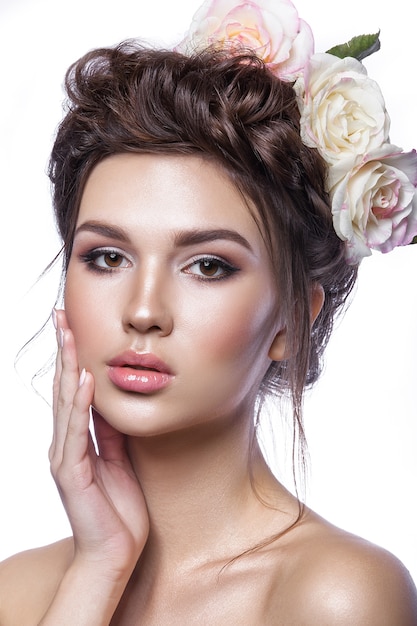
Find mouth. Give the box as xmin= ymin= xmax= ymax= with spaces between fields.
xmin=107 ymin=351 xmax=174 ymax=393
xmin=123 ymin=365 xmax=156 ymax=371
xmin=108 ymin=351 xmax=172 ymax=374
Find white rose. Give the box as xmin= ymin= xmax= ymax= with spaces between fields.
xmin=330 ymin=145 xmax=417 ymax=264
xmin=176 ymin=0 xmax=314 ymax=81
xmin=294 ymin=53 xmax=390 ymax=167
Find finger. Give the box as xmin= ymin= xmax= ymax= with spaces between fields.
xmin=51 ymin=311 xmax=63 ymax=458
xmin=51 ymin=324 xmax=83 ymax=466
xmin=59 ymin=370 xmax=96 ymax=473
xmin=51 ymin=309 xmax=71 ymax=452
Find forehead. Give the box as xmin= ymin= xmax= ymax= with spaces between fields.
xmin=78 ymin=153 xmax=266 ymax=247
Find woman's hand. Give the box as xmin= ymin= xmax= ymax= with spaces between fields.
xmin=41 ymin=309 xmax=149 ymax=624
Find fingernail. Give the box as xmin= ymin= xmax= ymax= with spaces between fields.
xmin=79 ymin=368 xmax=86 ymax=387
xmin=59 ymin=328 xmax=65 ymax=348
xmin=52 ymin=308 xmax=57 ymax=329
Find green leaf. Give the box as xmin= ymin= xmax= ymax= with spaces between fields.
xmin=411 ymin=235 xmax=417 ymax=245
xmin=326 ymin=32 xmax=381 ymax=61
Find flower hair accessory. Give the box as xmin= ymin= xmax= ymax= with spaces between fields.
xmin=176 ymin=0 xmax=417 ymax=264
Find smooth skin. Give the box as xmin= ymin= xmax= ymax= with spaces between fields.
xmin=0 ymin=154 xmax=416 ymax=625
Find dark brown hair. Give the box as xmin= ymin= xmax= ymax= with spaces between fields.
xmin=49 ymin=41 xmax=357 ymax=468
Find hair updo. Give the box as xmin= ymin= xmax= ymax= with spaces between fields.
xmin=49 ymin=41 xmax=357 ymax=458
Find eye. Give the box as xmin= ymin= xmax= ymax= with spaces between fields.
xmin=80 ymin=248 xmax=131 ymax=272
xmin=183 ymin=256 xmax=238 ymax=281
xmin=97 ymin=252 xmax=127 ymax=268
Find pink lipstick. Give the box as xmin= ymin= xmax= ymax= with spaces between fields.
xmin=107 ymin=351 xmax=174 ymax=394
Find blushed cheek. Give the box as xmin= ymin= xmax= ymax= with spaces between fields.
xmin=194 ymin=298 xmax=277 ymax=367
xmin=64 ymin=277 xmax=84 ymax=333
xmin=64 ymin=280 xmax=98 ymax=367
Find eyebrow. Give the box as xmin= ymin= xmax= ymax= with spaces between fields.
xmin=74 ymin=221 xmax=131 ymax=242
xmin=74 ymin=221 xmax=253 ymax=252
xmin=174 ymin=228 xmax=253 ymax=251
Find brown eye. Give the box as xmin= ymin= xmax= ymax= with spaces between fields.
xmin=199 ymin=259 xmax=220 ymax=276
xmin=183 ymin=256 xmax=238 ymax=281
xmin=82 ymin=248 xmax=131 ymax=271
xmin=104 ymin=252 xmax=124 ymax=267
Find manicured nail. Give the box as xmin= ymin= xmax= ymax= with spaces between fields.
xmin=79 ymin=368 xmax=87 ymax=387
xmin=59 ymin=328 xmax=65 ymax=348
xmin=52 ymin=308 xmax=57 ymax=329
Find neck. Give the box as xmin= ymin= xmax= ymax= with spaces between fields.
xmin=126 ymin=411 xmax=296 ymax=570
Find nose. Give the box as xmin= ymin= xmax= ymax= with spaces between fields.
xmin=122 ymin=263 xmax=173 ymax=337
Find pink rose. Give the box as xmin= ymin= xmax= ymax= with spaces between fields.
xmin=330 ymin=146 xmax=417 ymax=264
xmin=176 ymin=0 xmax=314 ymax=81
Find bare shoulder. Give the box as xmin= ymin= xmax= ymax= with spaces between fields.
xmin=270 ymin=508 xmax=417 ymax=625
xmin=0 ymin=537 xmax=74 ymax=626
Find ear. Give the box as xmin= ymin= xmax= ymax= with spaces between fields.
xmin=268 ymin=326 xmax=288 ymax=362
xmin=310 ymin=282 xmax=324 ymax=326
xmin=268 ymin=283 xmax=325 ymax=362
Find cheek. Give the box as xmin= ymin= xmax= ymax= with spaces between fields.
xmin=184 ymin=285 xmax=279 ymax=363
xmin=182 ymin=291 xmax=279 ymax=410
xmin=64 ymin=275 xmax=109 ymax=363
xmin=65 ymin=270 xmax=89 ymax=324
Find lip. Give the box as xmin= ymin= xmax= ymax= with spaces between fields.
xmin=107 ymin=351 xmax=174 ymax=394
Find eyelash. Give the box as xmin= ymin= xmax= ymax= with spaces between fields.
xmin=79 ymin=248 xmax=239 ymax=281
xmin=183 ymin=256 xmax=239 ymax=282
xmin=79 ymin=248 xmax=131 ymax=273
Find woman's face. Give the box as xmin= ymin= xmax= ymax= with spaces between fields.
xmin=64 ymin=153 xmax=285 ymax=436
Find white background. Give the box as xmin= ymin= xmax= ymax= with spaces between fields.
xmin=0 ymin=0 xmax=416 ymax=583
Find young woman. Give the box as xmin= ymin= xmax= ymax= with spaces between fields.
xmin=1 ymin=1 xmax=416 ymax=624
